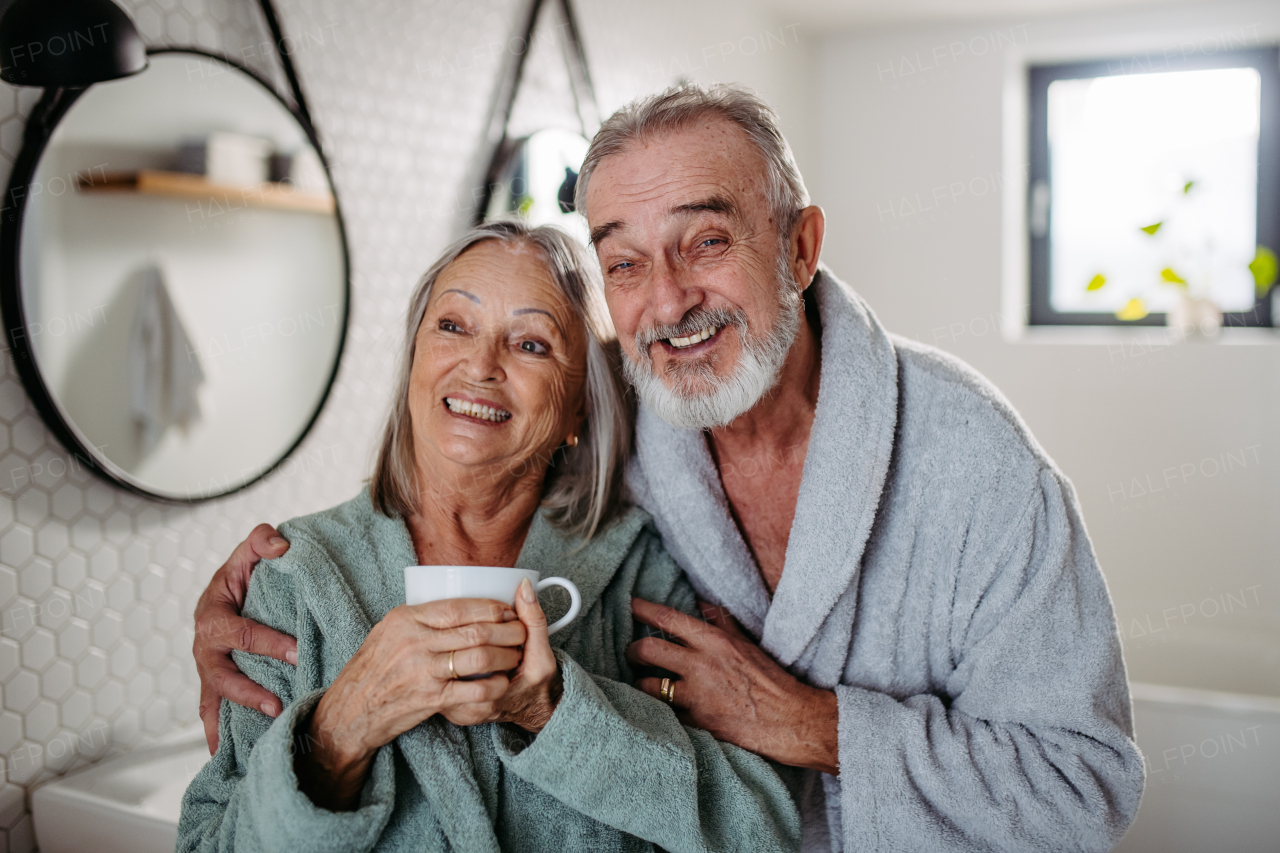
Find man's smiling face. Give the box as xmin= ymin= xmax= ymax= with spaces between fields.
xmin=584 ymin=118 xmax=803 ymax=429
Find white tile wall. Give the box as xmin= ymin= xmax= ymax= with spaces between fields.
xmin=0 ymin=0 xmax=524 ymax=848
xmin=0 ymin=0 xmax=801 ymax=848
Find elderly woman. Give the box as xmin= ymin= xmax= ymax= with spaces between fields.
xmin=177 ymin=221 xmax=800 ymax=853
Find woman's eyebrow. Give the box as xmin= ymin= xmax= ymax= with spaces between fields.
xmin=513 ymin=307 xmax=564 ymax=336
xmin=440 ymin=288 xmax=481 ymax=303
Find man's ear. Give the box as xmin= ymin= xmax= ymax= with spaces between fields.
xmin=789 ymin=205 xmax=826 ymax=290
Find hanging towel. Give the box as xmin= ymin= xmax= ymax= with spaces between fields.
xmin=128 ymin=265 xmax=205 ymax=457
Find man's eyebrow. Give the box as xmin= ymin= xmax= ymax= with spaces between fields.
xmin=590 ymin=221 xmax=623 ymax=246
xmin=513 ymin=307 xmax=564 ymax=337
xmin=671 ymin=195 xmax=741 ymax=222
xmin=440 ymin=288 xmax=481 ymax=303
xmin=590 ymin=196 xmax=740 ymax=246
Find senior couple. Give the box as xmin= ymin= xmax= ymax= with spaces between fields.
xmin=180 ymin=85 xmax=1145 ymax=853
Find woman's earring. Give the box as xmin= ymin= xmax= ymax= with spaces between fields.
xmin=567 ymin=434 xmax=579 ymax=447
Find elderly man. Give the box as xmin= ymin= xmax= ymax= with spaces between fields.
xmin=194 ymin=85 xmax=1144 ymax=852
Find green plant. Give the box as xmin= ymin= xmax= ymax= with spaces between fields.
xmin=1086 ymin=179 xmax=1275 ymax=321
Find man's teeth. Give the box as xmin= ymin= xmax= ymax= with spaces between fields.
xmin=667 ymin=326 xmax=719 ymax=349
xmin=444 ymin=398 xmax=511 ymax=422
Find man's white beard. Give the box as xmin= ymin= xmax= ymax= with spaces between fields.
xmin=622 ymin=266 xmax=803 ymax=431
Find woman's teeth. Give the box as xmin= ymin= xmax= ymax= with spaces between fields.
xmin=667 ymin=326 xmax=719 ymax=349
xmin=444 ymin=398 xmax=511 ymax=422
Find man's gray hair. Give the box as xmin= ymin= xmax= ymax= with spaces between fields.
xmin=370 ymin=220 xmax=631 ymax=541
xmin=575 ymin=82 xmax=810 ymax=241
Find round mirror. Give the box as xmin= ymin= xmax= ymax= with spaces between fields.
xmin=484 ymin=128 xmax=589 ymax=243
xmin=0 ymin=50 xmax=348 ymax=501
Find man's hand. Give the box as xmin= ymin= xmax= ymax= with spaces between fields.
xmin=194 ymin=524 xmax=298 ymax=754
xmin=628 ymin=598 xmax=840 ymax=775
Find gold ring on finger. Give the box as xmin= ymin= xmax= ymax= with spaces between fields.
xmin=660 ymin=677 xmax=676 ymax=704
xmin=449 ymin=649 xmax=458 ymax=680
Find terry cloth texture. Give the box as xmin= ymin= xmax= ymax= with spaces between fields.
xmin=627 ymin=267 xmax=1146 ymax=853
xmin=178 ymin=492 xmax=801 ymax=853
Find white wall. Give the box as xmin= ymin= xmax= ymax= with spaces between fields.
xmin=813 ymin=0 xmax=1280 ymax=695
xmin=0 ymin=1 xmax=811 ymax=849
xmin=578 ymin=0 xmax=817 ymax=184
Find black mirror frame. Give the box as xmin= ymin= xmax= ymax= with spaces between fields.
xmin=474 ymin=0 xmax=597 ymax=226
xmin=0 ymin=47 xmax=352 ymax=503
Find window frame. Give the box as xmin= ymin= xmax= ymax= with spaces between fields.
xmin=1027 ymin=45 xmax=1280 ymax=327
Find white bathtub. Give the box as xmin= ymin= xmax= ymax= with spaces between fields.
xmin=1115 ymin=634 xmax=1280 ymax=853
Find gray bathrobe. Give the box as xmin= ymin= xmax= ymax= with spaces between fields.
xmin=178 ymin=492 xmax=800 ymax=853
xmin=626 ymin=268 xmax=1146 ymax=853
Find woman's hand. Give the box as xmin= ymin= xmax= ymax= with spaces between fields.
xmin=298 ymin=598 xmax=527 ymax=810
xmin=492 ymin=578 xmax=563 ymax=733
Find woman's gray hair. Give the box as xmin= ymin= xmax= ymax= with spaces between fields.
xmin=370 ymin=220 xmax=631 ymax=540
xmin=575 ymin=82 xmax=810 ymax=241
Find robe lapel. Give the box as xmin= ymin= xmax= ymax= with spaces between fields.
xmin=398 ymin=722 xmax=504 ymax=853
xmin=631 ymin=269 xmax=899 ymax=676
xmin=392 ymin=509 xmax=645 ymax=853
xmin=633 ymin=405 xmax=772 ymax=638
xmin=761 ymin=269 xmax=899 ymax=670
xmin=515 ymin=510 xmax=649 ymax=634
xmin=290 ymin=500 xmax=504 ymax=852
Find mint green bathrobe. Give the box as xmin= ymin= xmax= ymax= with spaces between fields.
xmin=178 ymin=490 xmax=801 ymax=853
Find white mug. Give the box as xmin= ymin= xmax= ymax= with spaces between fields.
xmin=403 ymin=566 xmax=582 ymax=635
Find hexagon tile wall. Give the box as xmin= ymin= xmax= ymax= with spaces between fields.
xmin=0 ymin=0 xmax=528 ymax=848
xmin=0 ymin=0 xmax=703 ymax=847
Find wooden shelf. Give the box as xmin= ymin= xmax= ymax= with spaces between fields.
xmin=76 ymin=170 xmax=335 ymax=214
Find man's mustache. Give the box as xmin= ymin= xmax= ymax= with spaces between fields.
xmin=633 ymin=307 xmax=747 ymax=360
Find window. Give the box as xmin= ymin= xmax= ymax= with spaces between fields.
xmin=1028 ymin=46 xmax=1279 ymax=326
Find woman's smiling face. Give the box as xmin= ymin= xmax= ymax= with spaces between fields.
xmin=408 ymin=239 xmax=588 ymax=486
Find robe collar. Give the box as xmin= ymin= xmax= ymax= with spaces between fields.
xmin=632 ymin=267 xmax=900 ymax=668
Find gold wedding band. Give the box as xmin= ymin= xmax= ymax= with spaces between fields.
xmin=659 ymin=677 xmax=677 ymax=705
xmin=448 ymin=649 xmax=458 ymax=680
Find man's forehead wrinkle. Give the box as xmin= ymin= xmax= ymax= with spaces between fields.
xmin=588 ymin=125 xmax=772 ymax=244
xmin=591 ymin=180 xmax=727 ymax=246
xmin=626 ymin=122 xmax=771 ymax=185
xmin=609 ymin=165 xmax=729 ymax=200
xmin=597 ymin=174 xmax=747 ymax=224
xmin=597 ymin=138 xmax=753 ymax=200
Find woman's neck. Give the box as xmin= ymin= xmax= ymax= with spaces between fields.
xmin=405 ymin=463 xmax=545 ymax=567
